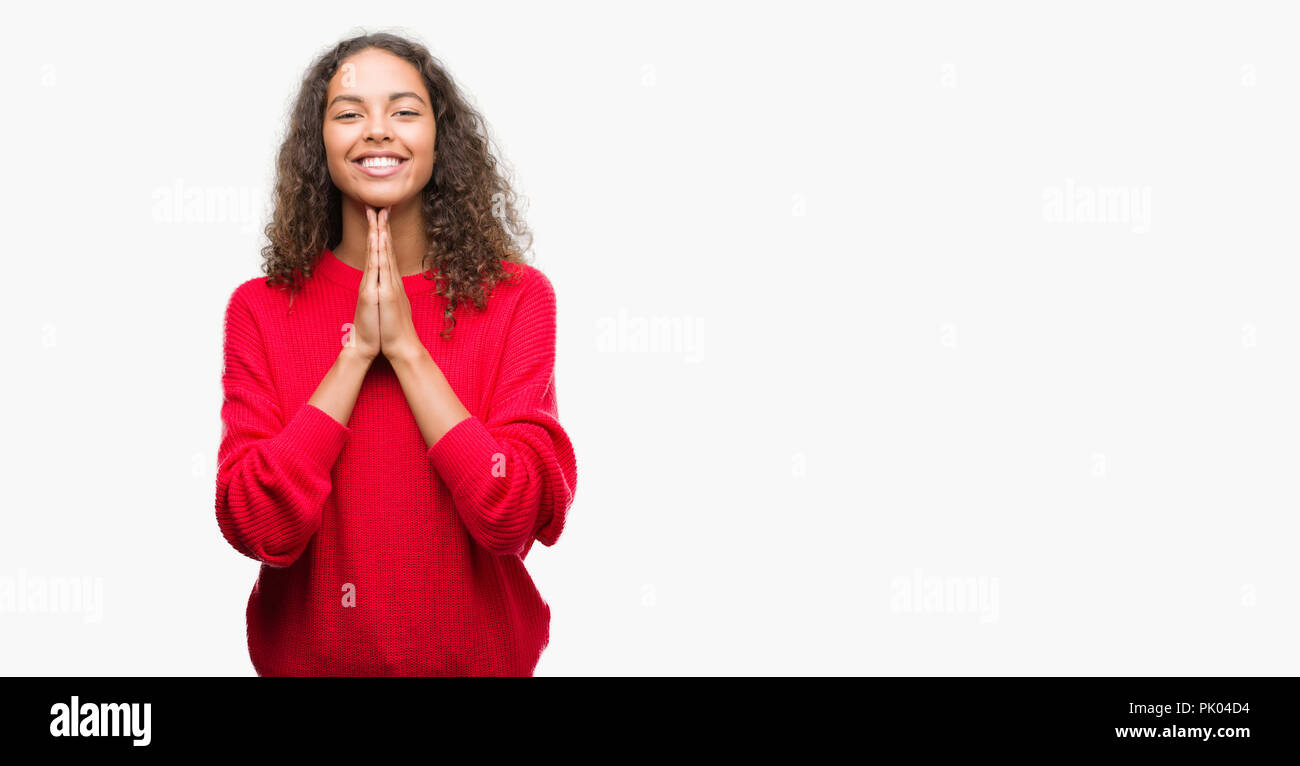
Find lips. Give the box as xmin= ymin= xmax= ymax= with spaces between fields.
xmin=352 ymin=155 xmax=409 ymax=178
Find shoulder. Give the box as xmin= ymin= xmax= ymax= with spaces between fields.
xmin=496 ymin=260 xmax=558 ymax=307
xmin=225 ymin=275 xmax=291 ymax=318
xmin=486 ymin=262 xmax=560 ymax=342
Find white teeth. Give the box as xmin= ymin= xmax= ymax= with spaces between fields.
xmin=359 ymin=157 xmax=403 ymax=168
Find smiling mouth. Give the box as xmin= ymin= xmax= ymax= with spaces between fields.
xmin=353 ymin=157 xmax=409 ymax=177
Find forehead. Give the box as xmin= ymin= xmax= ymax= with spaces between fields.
xmin=328 ymin=48 xmax=427 ymax=98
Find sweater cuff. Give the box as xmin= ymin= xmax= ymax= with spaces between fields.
xmin=268 ymin=403 xmax=351 ymax=477
xmin=426 ymin=415 xmax=499 ymax=500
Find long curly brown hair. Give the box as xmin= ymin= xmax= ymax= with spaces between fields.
xmin=261 ymin=31 xmax=531 ymax=339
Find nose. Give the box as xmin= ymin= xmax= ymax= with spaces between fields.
xmin=362 ymin=111 xmax=393 ymax=143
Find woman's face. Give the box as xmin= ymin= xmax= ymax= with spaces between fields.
xmin=322 ymin=48 xmax=436 ymax=210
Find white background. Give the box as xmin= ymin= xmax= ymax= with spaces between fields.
xmin=1 ymin=0 xmax=1296 ymax=675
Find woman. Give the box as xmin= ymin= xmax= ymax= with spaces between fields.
xmin=215 ymin=32 xmax=577 ymax=676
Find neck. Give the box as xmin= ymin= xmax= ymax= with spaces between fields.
xmin=333 ymin=197 xmax=429 ymax=276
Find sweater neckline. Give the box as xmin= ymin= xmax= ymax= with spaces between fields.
xmin=313 ymin=247 xmax=440 ymax=296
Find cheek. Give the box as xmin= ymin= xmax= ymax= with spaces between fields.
xmin=325 ymin=155 xmax=348 ymax=187
xmin=323 ymin=140 xmax=357 ymax=187
xmin=407 ymin=127 xmax=436 ymax=166
xmin=410 ymin=140 xmax=436 ymax=183
xmin=322 ymin=130 xmax=351 ymax=166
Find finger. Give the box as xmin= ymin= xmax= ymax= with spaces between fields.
xmin=376 ymin=226 xmax=388 ymax=297
xmin=359 ymin=222 xmax=374 ymax=288
xmin=383 ymin=207 xmax=401 ymax=281
xmin=380 ymin=227 xmax=398 ymax=303
xmin=366 ymin=207 xmax=380 ymax=289
xmin=373 ymin=218 xmax=384 ymax=292
xmin=380 ymin=207 xmax=391 ymax=273
xmin=371 ymin=224 xmax=379 ymax=293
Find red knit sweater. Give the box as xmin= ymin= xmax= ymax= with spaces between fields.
xmin=215 ymin=249 xmax=577 ymax=676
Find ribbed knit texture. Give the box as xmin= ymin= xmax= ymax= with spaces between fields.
xmin=215 ymin=249 xmax=577 ymax=676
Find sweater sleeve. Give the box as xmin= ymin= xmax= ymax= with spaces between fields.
xmin=214 ymin=284 xmax=350 ymax=568
xmin=426 ymin=270 xmax=578 ymax=556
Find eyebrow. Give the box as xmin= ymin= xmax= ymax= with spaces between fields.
xmin=327 ymin=91 xmax=428 ymax=109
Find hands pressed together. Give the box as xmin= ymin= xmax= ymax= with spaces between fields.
xmin=312 ymin=205 xmax=463 ymax=436
xmin=349 ymin=206 xmax=420 ymax=365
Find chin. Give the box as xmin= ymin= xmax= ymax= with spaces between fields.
xmin=354 ymin=189 xmax=415 ymax=209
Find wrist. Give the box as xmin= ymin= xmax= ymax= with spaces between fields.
xmin=385 ymin=339 xmax=428 ymax=371
xmin=339 ymin=345 xmax=377 ymax=368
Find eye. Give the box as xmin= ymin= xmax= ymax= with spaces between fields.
xmin=335 ymin=110 xmax=417 ymax=119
